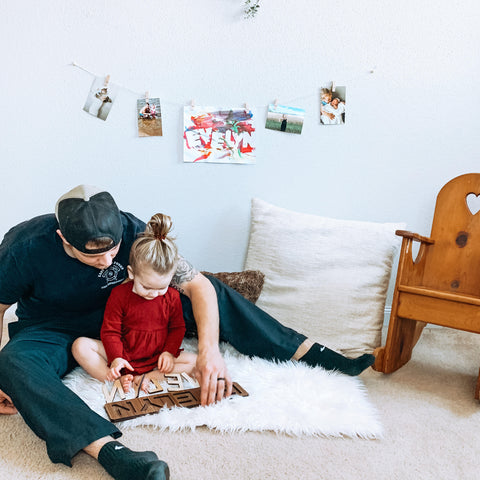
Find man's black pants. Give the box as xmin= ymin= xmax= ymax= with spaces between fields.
xmin=0 ymin=276 xmax=306 ymax=465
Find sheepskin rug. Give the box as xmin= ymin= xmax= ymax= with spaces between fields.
xmin=63 ymin=339 xmax=383 ymax=438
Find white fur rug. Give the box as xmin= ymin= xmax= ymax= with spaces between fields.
xmin=63 ymin=339 xmax=383 ymax=438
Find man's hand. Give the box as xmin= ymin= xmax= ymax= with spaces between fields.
xmin=0 ymin=388 xmax=17 ymax=415
xmin=177 ymin=271 xmax=232 ymax=405
xmin=107 ymin=357 xmax=134 ymax=381
xmin=196 ymin=347 xmax=232 ymax=406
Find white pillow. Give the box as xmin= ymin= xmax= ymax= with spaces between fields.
xmin=244 ymin=198 xmax=403 ymax=356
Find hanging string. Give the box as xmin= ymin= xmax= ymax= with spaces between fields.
xmin=71 ymin=61 xmax=143 ymax=97
xmin=71 ymin=61 xmax=375 ymax=110
xmin=71 ymin=61 xmax=180 ymax=106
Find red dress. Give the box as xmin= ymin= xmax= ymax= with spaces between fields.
xmin=101 ymin=281 xmax=186 ymax=375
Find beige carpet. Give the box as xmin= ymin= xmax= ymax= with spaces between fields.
xmin=1 ymin=322 xmax=480 ymax=479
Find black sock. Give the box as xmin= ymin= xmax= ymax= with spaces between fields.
xmin=98 ymin=441 xmax=169 ymax=480
xmin=300 ymin=343 xmax=375 ymax=376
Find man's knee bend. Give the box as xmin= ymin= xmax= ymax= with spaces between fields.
xmin=0 ymin=347 xmax=28 ymax=386
xmin=0 ymin=346 xmax=29 ymax=371
xmin=0 ymin=346 xmax=17 ymax=371
xmin=0 ymin=344 xmax=50 ymax=377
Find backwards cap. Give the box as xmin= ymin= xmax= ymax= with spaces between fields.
xmin=55 ymin=185 xmax=123 ymax=254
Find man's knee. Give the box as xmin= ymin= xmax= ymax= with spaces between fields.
xmin=0 ymin=345 xmax=34 ymax=388
xmin=0 ymin=342 xmax=39 ymax=371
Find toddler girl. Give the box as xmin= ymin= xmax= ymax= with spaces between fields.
xmin=72 ymin=213 xmax=196 ymax=394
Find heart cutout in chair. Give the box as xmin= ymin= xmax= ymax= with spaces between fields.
xmin=466 ymin=193 xmax=480 ymax=215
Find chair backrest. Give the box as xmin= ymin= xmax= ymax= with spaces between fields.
xmin=423 ymin=173 xmax=480 ymax=296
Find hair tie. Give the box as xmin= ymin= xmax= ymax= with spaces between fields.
xmin=155 ymin=233 xmax=166 ymax=241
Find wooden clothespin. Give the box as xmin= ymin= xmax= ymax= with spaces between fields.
xmin=190 ymin=99 xmax=195 ymax=110
xmin=244 ymin=102 xmax=249 ymax=111
xmin=145 ymin=91 xmax=149 ymax=103
xmin=274 ymin=99 xmax=279 ymax=110
xmin=103 ymin=75 xmax=110 ymax=89
xmin=331 ymin=81 xmax=336 ymax=92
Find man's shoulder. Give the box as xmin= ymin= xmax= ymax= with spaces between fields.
xmin=120 ymin=211 xmax=144 ymax=225
xmin=1 ymin=214 xmax=57 ymax=251
xmin=119 ymin=211 xmax=146 ymax=238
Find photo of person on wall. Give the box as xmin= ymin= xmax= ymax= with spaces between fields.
xmin=320 ymin=86 xmax=346 ymax=125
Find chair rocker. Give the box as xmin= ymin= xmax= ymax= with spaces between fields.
xmin=374 ymin=173 xmax=480 ymax=400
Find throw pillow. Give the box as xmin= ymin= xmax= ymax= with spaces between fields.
xmin=201 ymin=270 xmax=265 ymax=304
xmin=244 ymin=198 xmax=404 ymax=356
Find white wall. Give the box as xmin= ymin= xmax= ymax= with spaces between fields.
xmin=1 ymin=0 xmax=480 ymax=276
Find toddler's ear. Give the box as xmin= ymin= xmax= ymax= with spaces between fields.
xmin=127 ymin=265 xmax=134 ymax=280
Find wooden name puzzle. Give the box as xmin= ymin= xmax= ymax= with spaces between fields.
xmin=104 ymin=382 xmax=249 ymax=422
xmin=102 ymin=372 xmax=200 ymax=403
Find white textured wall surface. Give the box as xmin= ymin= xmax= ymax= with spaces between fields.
xmin=1 ymin=1 xmax=480 ymax=273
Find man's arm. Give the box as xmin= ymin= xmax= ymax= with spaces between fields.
xmin=0 ymin=303 xmax=17 ymax=415
xmin=176 ymin=270 xmax=233 ymax=405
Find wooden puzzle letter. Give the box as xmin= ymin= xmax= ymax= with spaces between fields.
xmin=145 ymin=393 xmax=176 ymax=409
xmin=105 ymin=400 xmax=137 ymax=421
xmin=171 ymin=391 xmax=200 ymax=408
xmin=181 ymin=372 xmax=200 ymax=388
xmin=231 ymin=382 xmax=249 ymax=397
xmin=147 ymin=377 xmax=165 ymax=394
xmin=102 ymin=379 xmax=126 ymax=403
xmin=165 ymin=373 xmax=184 ymax=391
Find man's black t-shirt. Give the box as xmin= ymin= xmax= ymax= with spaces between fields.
xmin=0 ymin=212 xmax=146 ymax=338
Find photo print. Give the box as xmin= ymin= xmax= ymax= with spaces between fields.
xmin=137 ymin=97 xmax=162 ymax=137
xmin=83 ymin=76 xmax=118 ymax=121
xmin=265 ymin=104 xmax=305 ymax=134
xmin=184 ymin=106 xmax=256 ymax=164
xmin=320 ymin=86 xmax=346 ymax=125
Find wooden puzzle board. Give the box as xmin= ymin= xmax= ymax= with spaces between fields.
xmin=104 ymin=382 xmax=249 ymax=422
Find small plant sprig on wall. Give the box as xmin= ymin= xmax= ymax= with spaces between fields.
xmin=244 ymin=0 xmax=260 ymax=18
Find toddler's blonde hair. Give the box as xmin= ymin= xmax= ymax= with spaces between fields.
xmin=129 ymin=213 xmax=178 ymax=275
xmin=321 ymin=88 xmax=332 ymax=100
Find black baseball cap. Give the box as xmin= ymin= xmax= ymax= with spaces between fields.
xmin=55 ymin=185 xmax=123 ymax=254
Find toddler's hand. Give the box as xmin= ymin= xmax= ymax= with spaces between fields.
xmin=107 ymin=357 xmax=134 ymax=381
xmin=157 ymin=352 xmax=174 ymax=373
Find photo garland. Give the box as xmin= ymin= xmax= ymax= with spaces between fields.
xmin=77 ymin=65 xmax=347 ymax=165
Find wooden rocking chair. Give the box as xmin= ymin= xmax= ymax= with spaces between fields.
xmin=374 ymin=173 xmax=480 ymax=400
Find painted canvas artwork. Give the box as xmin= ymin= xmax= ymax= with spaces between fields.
xmin=184 ymin=107 xmax=256 ymax=164
xmin=265 ymin=104 xmax=305 ymax=134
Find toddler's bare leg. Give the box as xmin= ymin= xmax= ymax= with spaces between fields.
xmin=72 ymin=337 xmax=109 ymax=382
xmin=172 ymin=351 xmax=197 ymax=376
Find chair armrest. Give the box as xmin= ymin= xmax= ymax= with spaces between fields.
xmin=395 ymin=230 xmax=434 ymax=245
